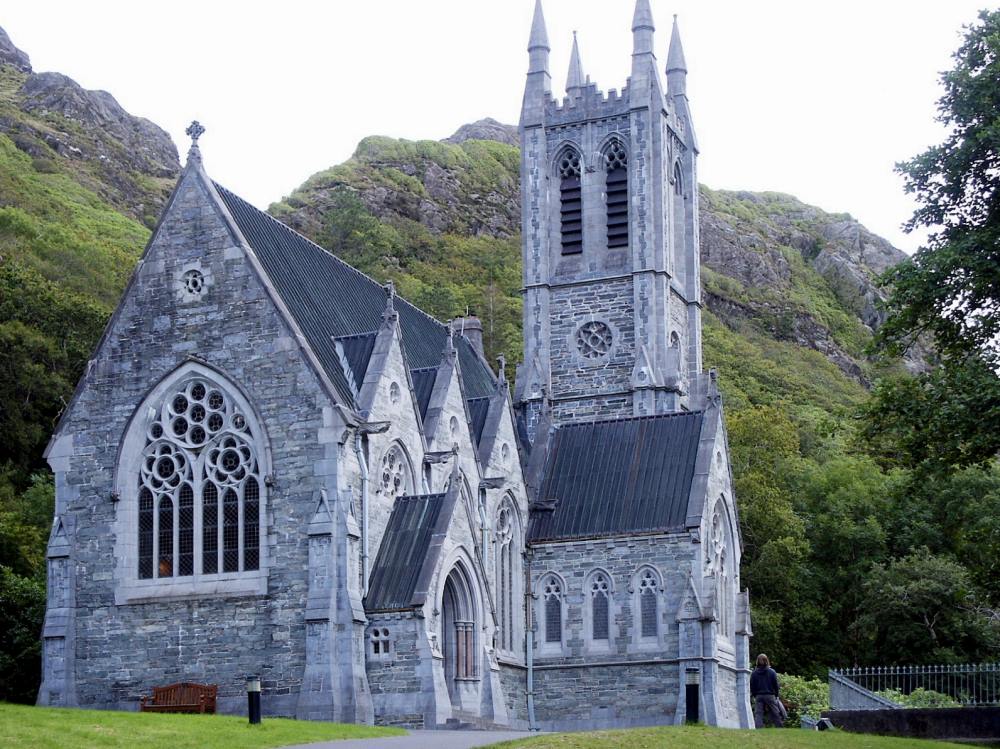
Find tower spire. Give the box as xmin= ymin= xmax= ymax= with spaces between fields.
xmin=666 ymin=14 xmax=688 ymax=95
xmin=565 ymin=31 xmax=585 ymax=97
xmin=629 ymin=0 xmax=663 ymax=106
xmin=527 ymin=0 xmax=550 ymax=69
xmin=631 ymin=0 xmax=655 ymax=55
xmin=522 ymin=0 xmax=552 ymax=126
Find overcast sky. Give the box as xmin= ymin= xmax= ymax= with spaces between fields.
xmin=3 ymin=1 xmax=984 ymax=252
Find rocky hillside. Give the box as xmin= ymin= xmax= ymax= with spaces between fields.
xmin=272 ymin=123 xmax=916 ymax=394
xmin=0 ymin=27 xmax=177 ymax=305
xmin=0 ymin=28 xmax=178 ymax=224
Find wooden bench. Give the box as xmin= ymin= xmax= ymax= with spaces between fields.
xmin=139 ymin=682 xmax=218 ymax=714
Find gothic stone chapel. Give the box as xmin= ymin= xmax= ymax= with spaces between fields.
xmin=37 ymin=0 xmax=753 ymax=731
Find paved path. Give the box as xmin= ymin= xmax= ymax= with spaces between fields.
xmin=282 ymin=730 xmax=533 ymax=749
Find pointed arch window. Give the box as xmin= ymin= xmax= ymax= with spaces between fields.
xmin=584 ymin=570 xmax=613 ymax=649
xmin=558 ymin=149 xmax=583 ymax=255
xmin=541 ymin=574 xmax=563 ymax=644
xmin=123 ymin=367 xmax=268 ymax=600
xmin=673 ymin=161 xmax=684 ymax=197
xmin=495 ymin=501 xmax=520 ymax=654
xmin=604 ymin=140 xmax=628 ymax=249
xmin=639 ymin=568 xmax=659 ymax=638
xmin=590 ymin=572 xmax=610 ymax=641
xmin=707 ymin=501 xmax=734 ymax=639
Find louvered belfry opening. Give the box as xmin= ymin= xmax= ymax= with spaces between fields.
xmin=558 ymin=150 xmax=583 ymax=254
xmin=605 ymin=140 xmax=628 ymax=248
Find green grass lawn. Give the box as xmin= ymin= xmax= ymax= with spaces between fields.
xmin=489 ymin=724 xmax=972 ymax=749
xmin=0 ymin=703 xmax=404 ymax=749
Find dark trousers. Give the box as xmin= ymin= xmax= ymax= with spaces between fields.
xmin=754 ymin=694 xmax=784 ymax=728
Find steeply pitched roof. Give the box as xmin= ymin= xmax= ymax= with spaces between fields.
xmin=527 ymin=411 xmax=705 ymax=543
xmin=365 ymin=493 xmax=446 ymax=612
xmin=467 ymin=397 xmax=491 ymax=447
xmin=215 ymin=184 xmax=495 ymax=410
xmin=410 ymin=367 xmax=437 ymax=421
xmin=335 ymin=332 xmax=377 ymax=395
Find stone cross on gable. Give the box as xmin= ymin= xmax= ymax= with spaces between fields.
xmin=186 ymin=120 xmax=205 ymax=146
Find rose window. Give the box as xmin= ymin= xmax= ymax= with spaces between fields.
xmin=182 ymin=269 xmax=205 ymax=296
xmin=379 ymin=445 xmax=410 ymax=499
xmin=575 ymin=321 xmax=613 ymax=359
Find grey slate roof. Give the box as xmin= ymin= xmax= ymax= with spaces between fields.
xmin=215 ymin=184 xmax=495 ymax=410
xmin=365 ymin=493 xmax=446 ymax=612
xmin=411 ymin=367 xmax=437 ymax=421
xmin=335 ymin=332 xmax=376 ymax=395
xmin=527 ymin=411 xmax=705 ymax=543
xmin=467 ymin=397 xmax=491 ymax=447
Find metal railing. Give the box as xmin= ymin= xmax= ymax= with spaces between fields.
xmin=829 ymin=664 xmax=1000 ymax=709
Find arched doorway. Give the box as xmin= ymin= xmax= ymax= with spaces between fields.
xmin=441 ymin=563 xmax=478 ymax=708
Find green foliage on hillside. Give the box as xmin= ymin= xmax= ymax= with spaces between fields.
xmin=0 ymin=134 xmax=149 ymax=306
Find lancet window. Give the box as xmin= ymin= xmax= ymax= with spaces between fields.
xmin=706 ymin=501 xmax=734 ymax=638
xmin=604 ymin=139 xmax=628 ymax=248
xmin=495 ymin=502 xmax=518 ymax=653
xmin=541 ymin=574 xmax=563 ymax=644
xmin=558 ymin=148 xmax=583 ymax=255
xmin=588 ymin=571 xmax=611 ymax=643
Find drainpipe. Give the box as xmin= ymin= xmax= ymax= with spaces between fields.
xmin=525 ymin=547 xmax=538 ymax=730
xmin=354 ymin=430 xmax=370 ymax=597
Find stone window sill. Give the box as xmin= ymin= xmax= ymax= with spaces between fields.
xmin=115 ymin=570 xmax=267 ymax=604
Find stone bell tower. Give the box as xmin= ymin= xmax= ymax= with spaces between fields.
xmin=514 ymin=0 xmax=703 ymax=438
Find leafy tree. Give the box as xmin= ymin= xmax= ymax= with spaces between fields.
xmin=852 ymin=550 xmax=999 ymax=664
xmin=878 ymin=10 xmax=1000 ymax=362
xmin=871 ymin=10 xmax=1000 ymax=472
xmin=0 ymin=566 xmax=45 ymax=703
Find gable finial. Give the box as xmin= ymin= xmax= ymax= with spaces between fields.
xmin=185 ymin=120 xmax=205 ymax=164
xmin=444 ymin=321 xmax=456 ymax=358
xmin=383 ymin=280 xmax=396 ymax=320
xmin=496 ymin=353 xmax=507 ymax=387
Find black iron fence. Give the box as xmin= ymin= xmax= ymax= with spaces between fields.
xmin=830 ymin=664 xmax=1000 ymax=709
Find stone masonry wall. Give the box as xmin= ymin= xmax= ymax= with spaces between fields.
xmin=50 ymin=172 xmax=343 ymax=715
xmin=366 ymin=615 xmax=424 ymax=728
xmin=529 ymin=533 xmax=699 ymax=730
xmin=548 ymin=278 xmax=634 ymax=421
xmin=498 ymin=663 xmax=528 ymax=727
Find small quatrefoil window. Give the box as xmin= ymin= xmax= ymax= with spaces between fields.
xmin=576 ymin=321 xmax=613 ymax=359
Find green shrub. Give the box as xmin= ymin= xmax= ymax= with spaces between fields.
xmin=876 ymin=687 xmax=961 ymax=708
xmin=779 ymin=674 xmax=829 ymax=726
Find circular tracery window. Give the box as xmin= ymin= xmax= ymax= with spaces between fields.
xmin=575 ymin=321 xmax=613 ymax=359
xmin=380 ymin=445 xmax=409 ymax=499
xmin=182 ymin=269 xmax=205 ymax=296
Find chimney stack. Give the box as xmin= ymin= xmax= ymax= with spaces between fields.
xmin=450 ymin=316 xmax=485 ymax=359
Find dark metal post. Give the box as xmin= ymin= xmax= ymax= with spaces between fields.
xmin=246 ymin=675 xmax=261 ymax=725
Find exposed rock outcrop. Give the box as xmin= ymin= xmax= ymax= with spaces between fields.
xmin=0 ymin=25 xmax=179 ymax=224
xmin=444 ymin=118 xmax=519 ymax=147
xmin=0 ymin=27 xmax=31 ymax=73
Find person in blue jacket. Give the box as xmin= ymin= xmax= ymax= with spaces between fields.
xmin=750 ymin=653 xmax=784 ymax=728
